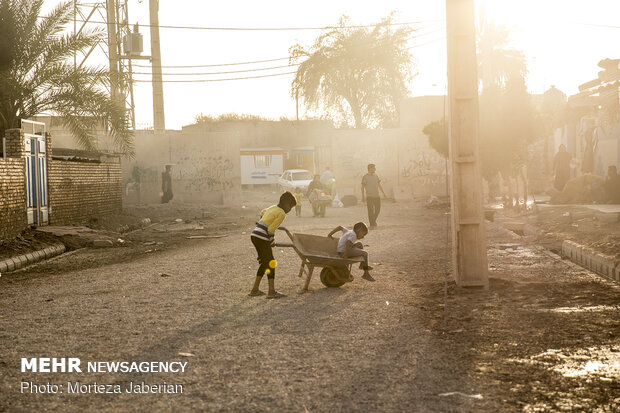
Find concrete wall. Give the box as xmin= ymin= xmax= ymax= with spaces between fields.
xmin=322 ymin=128 xmax=447 ymax=199
xmin=0 ymin=129 xmax=28 ymax=239
xmin=48 ymin=156 xmax=122 ymax=225
xmin=123 ymin=130 xmax=241 ymax=204
xmin=121 ymin=100 xmax=448 ymax=204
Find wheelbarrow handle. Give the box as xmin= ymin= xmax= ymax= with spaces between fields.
xmin=275 ymin=242 xmax=295 ymax=248
xmin=277 ymin=226 xmax=294 ymax=241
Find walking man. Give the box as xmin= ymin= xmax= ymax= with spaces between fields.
xmin=361 ymin=164 xmax=387 ymax=229
xmin=161 ymin=164 xmax=173 ymax=204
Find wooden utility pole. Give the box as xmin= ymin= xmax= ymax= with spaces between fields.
xmin=445 ymin=0 xmax=488 ymax=288
xmin=149 ymin=0 xmax=165 ymax=132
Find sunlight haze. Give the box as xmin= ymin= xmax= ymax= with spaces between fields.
xmin=43 ymin=0 xmax=620 ymax=129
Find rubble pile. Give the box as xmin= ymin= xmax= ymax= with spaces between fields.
xmin=549 ymin=175 xmax=606 ymax=204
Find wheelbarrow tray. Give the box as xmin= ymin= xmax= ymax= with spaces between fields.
xmin=292 ymin=233 xmax=363 ymax=267
xmin=277 ymin=228 xmax=363 ymax=290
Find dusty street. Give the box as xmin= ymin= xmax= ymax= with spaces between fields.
xmin=1 ymin=199 xmax=619 ymax=412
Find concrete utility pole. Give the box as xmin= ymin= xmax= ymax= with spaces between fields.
xmin=149 ymin=0 xmax=166 ymax=132
xmin=445 ymin=0 xmax=489 ymax=288
xmin=105 ymin=0 xmax=120 ymax=103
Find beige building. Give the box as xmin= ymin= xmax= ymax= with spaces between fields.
xmin=32 ymin=96 xmax=449 ymax=205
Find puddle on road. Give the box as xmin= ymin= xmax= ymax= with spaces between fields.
xmin=509 ymin=346 xmax=620 ymax=380
xmin=540 ymin=305 xmax=620 ymax=313
xmin=495 ymin=246 xmax=539 ymax=259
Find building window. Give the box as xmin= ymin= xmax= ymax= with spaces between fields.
xmin=297 ymin=154 xmax=304 ymax=167
xmin=254 ymin=154 xmax=271 ymax=168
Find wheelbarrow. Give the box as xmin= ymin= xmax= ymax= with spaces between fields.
xmin=276 ymin=227 xmax=364 ymax=292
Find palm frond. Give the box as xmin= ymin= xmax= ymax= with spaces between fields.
xmin=0 ymin=0 xmax=134 ymax=154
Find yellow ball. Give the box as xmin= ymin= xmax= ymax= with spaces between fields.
xmin=269 ymin=259 xmax=277 ymax=269
xmin=265 ymin=269 xmax=271 ymax=275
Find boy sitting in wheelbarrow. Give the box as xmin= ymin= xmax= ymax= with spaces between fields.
xmin=327 ymin=222 xmax=374 ymax=281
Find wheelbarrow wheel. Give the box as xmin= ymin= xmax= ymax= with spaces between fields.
xmin=320 ymin=266 xmax=348 ymax=288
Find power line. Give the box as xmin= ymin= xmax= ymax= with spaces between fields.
xmin=574 ymin=22 xmax=620 ymax=29
xmin=406 ymin=37 xmax=445 ymax=49
xmin=129 ymin=38 xmax=446 ymax=82
xmin=132 ymin=56 xmax=292 ymax=69
xmin=55 ymin=15 xmax=440 ymax=31
xmin=131 ymin=64 xmax=298 ymax=76
xmin=132 ymin=71 xmax=298 ymax=83
xmin=130 ymin=28 xmax=446 ymax=70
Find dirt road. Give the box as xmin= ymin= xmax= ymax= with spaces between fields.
xmin=1 ymin=200 xmax=618 ymax=412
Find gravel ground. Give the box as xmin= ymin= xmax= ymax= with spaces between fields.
xmin=0 ymin=199 xmax=618 ymax=412
xmin=498 ymin=204 xmax=620 ymax=260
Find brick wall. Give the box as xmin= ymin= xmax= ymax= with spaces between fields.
xmin=0 ymin=129 xmax=28 ymax=240
xmin=2 ymin=127 xmax=123 ymax=240
xmin=4 ymin=128 xmax=26 ymax=158
xmin=48 ymin=158 xmax=122 ymax=225
xmin=0 ymin=158 xmax=27 ymax=240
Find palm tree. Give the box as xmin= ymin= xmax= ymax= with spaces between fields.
xmin=0 ymin=0 xmax=134 ymax=156
xmin=477 ymin=12 xmax=526 ymax=92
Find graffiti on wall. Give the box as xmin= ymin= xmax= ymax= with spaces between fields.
xmin=177 ymin=155 xmax=235 ymax=192
xmin=401 ymin=152 xmax=444 ymax=178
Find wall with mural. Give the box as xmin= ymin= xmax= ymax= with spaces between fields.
xmin=123 ymin=131 xmax=240 ymax=204
xmin=324 ymin=128 xmax=447 ymax=199
xmin=122 ymin=98 xmax=449 ymax=205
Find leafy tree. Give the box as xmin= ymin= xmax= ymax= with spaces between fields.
xmin=423 ymin=20 xmax=538 ymax=179
xmin=194 ymin=113 xmax=269 ymax=124
xmin=422 ymin=118 xmax=448 ymax=158
xmin=477 ymin=13 xmax=526 ymax=91
xmin=479 ymin=78 xmax=538 ymax=179
xmin=0 ymin=0 xmax=133 ymax=156
xmin=290 ymin=15 xmax=413 ymax=129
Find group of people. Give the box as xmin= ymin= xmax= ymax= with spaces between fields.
xmin=249 ymin=163 xmax=387 ymax=299
xmin=293 ymin=167 xmax=336 ymax=218
xmin=553 ymin=144 xmax=620 ymax=203
xmin=293 ymin=164 xmax=387 ymax=225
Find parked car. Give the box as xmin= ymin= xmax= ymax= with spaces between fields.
xmin=277 ymin=169 xmax=313 ymax=192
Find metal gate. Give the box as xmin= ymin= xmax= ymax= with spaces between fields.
xmin=22 ymin=120 xmax=49 ymax=226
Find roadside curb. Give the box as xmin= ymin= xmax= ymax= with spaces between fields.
xmin=494 ymin=219 xmax=619 ymax=285
xmin=562 ymin=240 xmax=620 ymax=283
xmin=0 ymin=244 xmax=66 ymax=274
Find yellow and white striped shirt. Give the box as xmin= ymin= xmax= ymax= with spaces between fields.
xmin=251 ymin=204 xmax=286 ymax=242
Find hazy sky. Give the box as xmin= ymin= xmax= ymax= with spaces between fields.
xmin=45 ymin=0 xmax=620 ymax=129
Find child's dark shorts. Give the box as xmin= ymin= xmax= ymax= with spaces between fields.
xmin=251 ymin=236 xmax=276 ymax=279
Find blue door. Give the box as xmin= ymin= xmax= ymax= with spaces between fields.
xmin=23 ymin=120 xmax=49 ymax=226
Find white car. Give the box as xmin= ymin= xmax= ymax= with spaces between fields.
xmin=277 ymin=169 xmax=314 ymax=192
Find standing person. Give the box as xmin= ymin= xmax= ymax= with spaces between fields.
xmin=320 ymin=166 xmax=336 ymax=194
xmin=293 ymin=187 xmax=304 ymax=217
xmin=161 ymin=164 xmax=173 ymax=204
xmin=249 ymin=191 xmax=296 ymax=299
xmin=361 ymin=164 xmax=387 ymax=229
xmin=553 ymin=144 xmax=571 ymax=191
xmin=306 ymin=174 xmax=324 ymax=217
xmin=581 ymin=128 xmax=595 ymax=174
xmin=603 ymin=165 xmax=620 ymax=204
